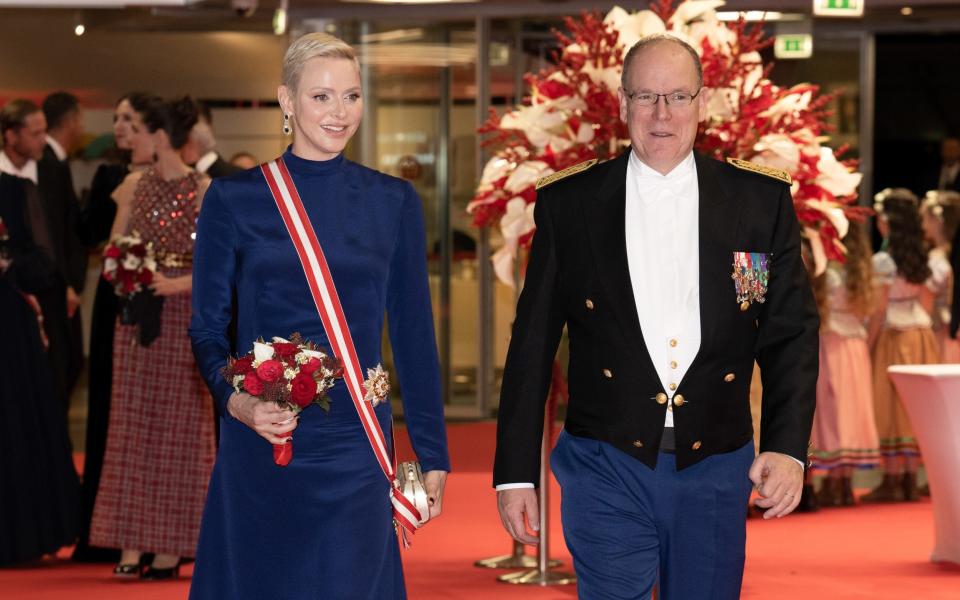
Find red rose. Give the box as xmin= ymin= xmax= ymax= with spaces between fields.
xmin=129 ymin=243 xmax=147 ymax=258
xmin=104 ymin=245 xmax=121 ymax=259
xmin=233 ymin=355 xmax=254 ymax=375
xmin=300 ymin=357 xmax=322 ymax=375
xmin=272 ymin=342 xmax=298 ymax=360
xmin=256 ymin=359 xmax=283 ymax=383
xmin=243 ymin=372 xmax=264 ymax=396
xmin=290 ymin=372 xmax=317 ymax=408
xmin=137 ymin=269 xmax=153 ymax=284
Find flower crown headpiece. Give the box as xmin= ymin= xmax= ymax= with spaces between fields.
xmin=921 ymin=191 xmax=945 ymax=220
xmin=873 ymin=187 xmax=918 ymax=216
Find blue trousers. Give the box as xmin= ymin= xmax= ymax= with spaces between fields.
xmin=551 ymin=431 xmax=755 ymax=600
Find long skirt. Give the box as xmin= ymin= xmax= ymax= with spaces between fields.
xmin=0 ymin=286 xmax=81 ymax=565
xmin=871 ymin=327 xmax=939 ymax=459
xmin=810 ymin=332 xmax=880 ymax=471
xmin=90 ymin=291 xmax=215 ymax=557
xmin=189 ymin=396 xmax=405 ymax=600
xmin=936 ymin=327 xmax=960 ymax=363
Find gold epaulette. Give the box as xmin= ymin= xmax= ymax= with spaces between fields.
xmin=535 ymin=159 xmax=598 ymax=190
xmin=726 ymin=157 xmax=792 ymax=185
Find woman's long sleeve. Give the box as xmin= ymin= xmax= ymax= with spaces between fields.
xmin=386 ymin=183 xmax=450 ymax=473
xmin=189 ymin=182 xmax=238 ymax=417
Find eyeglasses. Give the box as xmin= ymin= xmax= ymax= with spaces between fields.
xmin=623 ymin=88 xmax=702 ymax=107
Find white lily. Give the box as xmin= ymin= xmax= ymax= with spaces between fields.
xmin=504 ymin=161 xmax=554 ymax=195
xmin=806 ymin=198 xmax=850 ymax=240
xmin=815 ymin=147 xmax=862 ymax=198
xmin=752 ymin=134 xmax=802 ymax=173
xmin=493 ymin=197 xmax=537 ymax=286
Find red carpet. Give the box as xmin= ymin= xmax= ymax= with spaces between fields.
xmin=3 ymin=422 xmax=958 ymax=599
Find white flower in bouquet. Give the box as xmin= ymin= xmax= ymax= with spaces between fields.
xmin=253 ymin=341 xmax=275 ymax=363
xmin=122 ymin=254 xmax=142 ymax=271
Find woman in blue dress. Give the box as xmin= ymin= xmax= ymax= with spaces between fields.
xmin=188 ymin=33 xmax=450 ymax=599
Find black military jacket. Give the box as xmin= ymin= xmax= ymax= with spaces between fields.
xmin=493 ymin=150 xmax=819 ymax=486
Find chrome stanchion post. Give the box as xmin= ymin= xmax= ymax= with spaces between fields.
xmin=498 ymin=414 xmax=575 ymax=586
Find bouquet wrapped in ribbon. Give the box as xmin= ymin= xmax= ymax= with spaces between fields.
xmin=222 ymin=334 xmax=343 ymax=466
xmin=102 ymin=233 xmax=164 ymax=346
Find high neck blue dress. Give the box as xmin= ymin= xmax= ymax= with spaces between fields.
xmin=188 ymin=148 xmax=450 ymax=599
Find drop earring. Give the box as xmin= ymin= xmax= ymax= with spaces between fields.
xmin=282 ymin=113 xmax=291 ymax=135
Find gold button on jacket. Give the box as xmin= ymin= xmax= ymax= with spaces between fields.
xmin=585 ymin=298 xmax=595 ymax=310
xmin=673 ymin=394 xmax=685 ymax=407
xmin=692 ymin=440 xmax=702 ymax=450
xmin=632 ymin=440 xmax=644 ymax=448
xmin=655 ymin=393 xmax=668 ymax=405
xmin=602 ymin=368 xmax=613 ymax=378
xmin=724 ymin=372 xmax=736 ymax=382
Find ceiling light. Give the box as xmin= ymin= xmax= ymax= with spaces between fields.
xmin=901 ymin=7 xmax=913 ymax=16
xmin=74 ymin=23 xmax=85 ymax=35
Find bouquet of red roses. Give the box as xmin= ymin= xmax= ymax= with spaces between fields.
xmin=102 ymin=232 xmax=164 ymax=346
xmin=102 ymin=232 xmax=156 ymax=296
xmin=222 ymin=333 xmax=343 ymax=466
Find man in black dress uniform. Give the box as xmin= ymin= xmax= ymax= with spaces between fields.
xmin=494 ymin=35 xmax=818 ymax=599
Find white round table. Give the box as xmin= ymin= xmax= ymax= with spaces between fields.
xmin=887 ymin=364 xmax=960 ymax=565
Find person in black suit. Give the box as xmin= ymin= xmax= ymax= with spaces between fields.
xmin=935 ymin=136 xmax=960 ymax=193
xmin=1 ymin=98 xmax=85 ymax=414
xmin=42 ymin=92 xmax=88 ymax=406
xmin=494 ymin=35 xmax=818 ymax=599
xmin=180 ymin=101 xmax=241 ymax=179
xmin=0 ymin=172 xmax=82 ymax=565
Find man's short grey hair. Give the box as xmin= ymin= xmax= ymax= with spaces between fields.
xmin=620 ymin=34 xmax=703 ymax=90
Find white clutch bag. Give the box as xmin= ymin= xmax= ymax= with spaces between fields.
xmin=396 ymin=461 xmax=431 ymax=527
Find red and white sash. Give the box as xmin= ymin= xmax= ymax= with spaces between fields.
xmin=261 ymin=157 xmax=424 ymax=540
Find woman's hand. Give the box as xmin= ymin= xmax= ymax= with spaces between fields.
xmin=423 ymin=470 xmax=448 ymax=520
xmin=150 ymin=272 xmax=191 ymax=296
xmin=227 ymin=392 xmax=299 ymax=445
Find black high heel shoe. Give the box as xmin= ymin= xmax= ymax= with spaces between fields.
xmin=113 ymin=554 xmax=147 ymax=578
xmin=141 ymin=560 xmax=181 ymax=581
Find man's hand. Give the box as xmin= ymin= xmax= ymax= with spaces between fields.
xmin=424 ymin=470 xmax=447 ymax=520
xmin=66 ymin=286 xmax=81 ymax=317
xmin=749 ymin=451 xmax=804 ymax=519
xmin=227 ymin=392 xmax=298 ymax=444
xmin=497 ymin=488 xmax=540 ymax=545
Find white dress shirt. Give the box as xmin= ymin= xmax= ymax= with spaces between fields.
xmin=46 ymin=135 xmax=68 ymax=162
xmin=195 ymin=151 xmax=219 ymax=175
xmin=0 ymin=150 xmax=38 ymax=185
xmin=625 ymin=150 xmax=701 ymax=428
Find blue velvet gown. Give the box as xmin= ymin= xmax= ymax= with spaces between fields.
xmin=188 ymin=148 xmax=450 ymax=600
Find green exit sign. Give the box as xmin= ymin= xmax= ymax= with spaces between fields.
xmin=775 ymin=34 xmax=813 ymax=59
xmin=813 ymin=0 xmax=865 ymax=17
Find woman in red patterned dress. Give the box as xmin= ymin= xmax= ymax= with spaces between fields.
xmin=90 ymin=95 xmax=216 ymax=579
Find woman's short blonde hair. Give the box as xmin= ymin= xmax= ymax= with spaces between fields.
xmin=282 ymin=33 xmax=359 ymax=92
